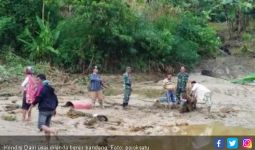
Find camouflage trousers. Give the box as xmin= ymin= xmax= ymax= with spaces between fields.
xmin=176 ymin=87 xmax=186 ymax=103
xmin=123 ymin=88 xmax=132 ymax=104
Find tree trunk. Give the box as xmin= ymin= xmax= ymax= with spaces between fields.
xmin=42 ymin=1 xmax=45 ymax=22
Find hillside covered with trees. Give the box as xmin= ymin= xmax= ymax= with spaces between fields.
xmin=0 ymin=0 xmax=254 ymax=74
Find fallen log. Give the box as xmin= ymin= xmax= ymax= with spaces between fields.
xmin=66 ymin=109 xmax=93 ymax=119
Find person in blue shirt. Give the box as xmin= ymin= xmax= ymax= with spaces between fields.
xmin=88 ymin=66 xmax=104 ymax=108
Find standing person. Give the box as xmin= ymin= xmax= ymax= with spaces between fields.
xmin=162 ymin=74 xmax=176 ymax=104
xmin=176 ymin=66 xmax=189 ymax=104
xmin=191 ymin=81 xmax=212 ymax=114
xmin=88 ymin=66 xmax=104 ymax=108
xmin=21 ymin=66 xmax=36 ymax=121
xmin=122 ymin=67 xmax=132 ymax=109
xmin=30 ymin=74 xmax=58 ymax=142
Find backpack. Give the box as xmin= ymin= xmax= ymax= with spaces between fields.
xmin=48 ymin=93 xmax=58 ymax=110
xmin=42 ymin=85 xmax=58 ymax=110
xmin=26 ymin=75 xmax=37 ymax=104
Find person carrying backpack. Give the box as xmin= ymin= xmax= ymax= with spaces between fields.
xmin=30 ymin=74 xmax=58 ymax=140
xmin=21 ymin=66 xmax=36 ymax=121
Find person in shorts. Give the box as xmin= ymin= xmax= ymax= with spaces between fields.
xmin=21 ymin=66 xmax=36 ymax=121
xmin=30 ymin=74 xmax=58 ymax=140
xmin=88 ymin=66 xmax=105 ymax=108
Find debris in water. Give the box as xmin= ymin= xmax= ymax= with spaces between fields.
xmin=218 ymin=113 xmax=227 ymax=118
xmin=94 ymin=114 xmax=108 ymax=122
xmin=84 ymin=118 xmax=98 ymax=126
xmin=220 ymin=107 xmax=237 ymax=114
xmin=0 ymin=93 xmax=14 ymax=97
xmin=5 ymin=104 xmax=20 ymax=111
xmin=176 ymin=122 xmax=189 ymax=126
xmin=171 ymin=126 xmax=180 ymax=133
xmin=66 ymin=109 xmax=92 ymax=119
xmin=108 ymin=126 xmax=117 ymax=130
xmin=52 ymin=120 xmax=64 ymax=125
xmin=129 ymin=125 xmax=153 ymax=132
xmin=2 ymin=114 xmax=16 ymax=121
xmin=11 ymin=100 xmax=17 ymax=103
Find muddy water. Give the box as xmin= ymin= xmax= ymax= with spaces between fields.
xmin=178 ymin=122 xmax=255 ymax=135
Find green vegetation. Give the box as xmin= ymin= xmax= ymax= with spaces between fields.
xmin=232 ymin=72 xmax=255 ymax=84
xmin=0 ymin=0 xmax=254 ymax=74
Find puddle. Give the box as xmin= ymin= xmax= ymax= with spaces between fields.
xmin=178 ymin=122 xmax=255 ymax=135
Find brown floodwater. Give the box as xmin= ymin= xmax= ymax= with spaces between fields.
xmin=177 ymin=122 xmax=255 ymax=135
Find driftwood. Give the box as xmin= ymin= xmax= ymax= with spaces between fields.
xmin=66 ymin=109 xmax=93 ymax=119
xmin=84 ymin=118 xmax=98 ymax=126
xmin=66 ymin=109 xmax=116 ymax=126
xmin=5 ymin=104 xmax=20 ymax=111
xmin=153 ymin=100 xmax=179 ymax=109
xmin=1 ymin=114 xmax=16 ymax=121
xmin=0 ymin=93 xmax=15 ymax=97
xmin=129 ymin=125 xmax=153 ymax=132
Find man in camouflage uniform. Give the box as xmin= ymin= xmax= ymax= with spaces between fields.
xmin=176 ymin=66 xmax=189 ymax=104
xmin=123 ymin=67 xmax=132 ymax=109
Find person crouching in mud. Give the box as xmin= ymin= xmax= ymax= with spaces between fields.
xmin=179 ymin=91 xmax=197 ymax=113
xmin=191 ymin=81 xmax=212 ymax=114
xmin=162 ymin=74 xmax=177 ymax=105
xmin=122 ymin=67 xmax=132 ymax=109
xmin=29 ymin=74 xmax=58 ymax=142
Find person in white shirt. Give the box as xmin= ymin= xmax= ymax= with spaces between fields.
xmin=191 ymin=81 xmax=212 ymax=113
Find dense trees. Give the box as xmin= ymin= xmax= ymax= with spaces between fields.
xmin=0 ymin=0 xmax=254 ymax=72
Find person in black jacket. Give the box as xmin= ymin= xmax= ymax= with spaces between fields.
xmin=30 ymin=74 xmax=58 ymax=138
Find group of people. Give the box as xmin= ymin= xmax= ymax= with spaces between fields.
xmin=21 ymin=67 xmax=58 ymax=141
xmin=20 ymin=66 xmax=133 ymax=139
xmin=86 ymin=65 xmax=212 ymax=113
xmin=161 ymin=66 xmax=212 ymax=113
xmin=20 ymin=65 xmax=212 ymax=140
xmin=87 ymin=66 xmax=132 ymax=109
